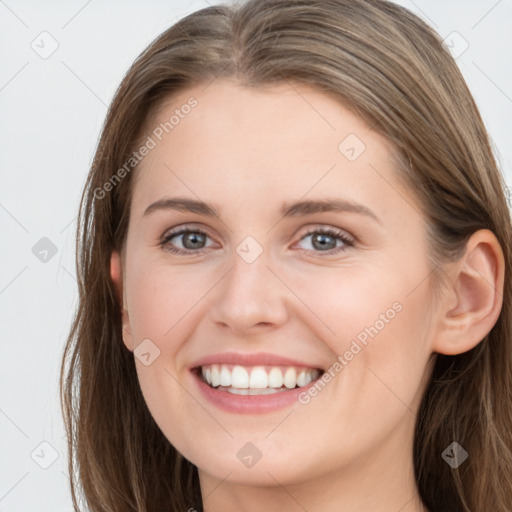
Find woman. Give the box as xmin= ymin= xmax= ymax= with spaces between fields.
xmin=60 ymin=0 xmax=512 ymax=510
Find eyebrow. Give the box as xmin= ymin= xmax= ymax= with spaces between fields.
xmin=143 ymin=197 xmax=380 ymax=223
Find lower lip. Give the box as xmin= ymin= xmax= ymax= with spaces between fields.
xmin=191 ymin=370 xmax=321 ymax=414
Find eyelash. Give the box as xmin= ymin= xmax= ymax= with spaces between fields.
xmin=160 ymin=226 xmax=355 ymax=256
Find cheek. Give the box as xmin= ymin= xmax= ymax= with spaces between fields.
xmin=287 ymin=264 xmax=413 ymax=343
xmin=125 ymin=255 xmax=215 ymax=341
xmin=294 ymin=262 xmax=434 ymax=389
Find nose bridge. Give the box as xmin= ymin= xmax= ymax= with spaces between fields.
xmin=210 ymin=240 xmax=288 ymax=331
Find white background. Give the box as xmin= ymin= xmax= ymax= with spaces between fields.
xmin=1 ymin=1 xmax=511 ymax=510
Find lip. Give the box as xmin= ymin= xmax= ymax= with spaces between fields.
xmin=191 ymin=369 xmax=322 ymax=414
xmin=189 ymin=352 xmax=324 ymax=414
xmin=189 ymin=351 xmax=324 ymax=370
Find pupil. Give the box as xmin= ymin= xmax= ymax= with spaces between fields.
xmin=313 ymin=233 xmax=335 ymax=250
xmin=184 ymin=232 xmax=205 ymax=249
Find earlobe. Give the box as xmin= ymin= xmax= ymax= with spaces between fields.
xmin=432 ymin=229 xmax=504 ymax=356
xmin=110 ymin=250 xmax=134 ymax=352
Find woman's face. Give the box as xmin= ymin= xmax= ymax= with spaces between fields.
xmin=116 ymin=80 xmax=438 ymax=490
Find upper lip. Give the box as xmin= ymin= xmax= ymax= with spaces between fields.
xmin=190 ymin=352 xmax=324 ymax=370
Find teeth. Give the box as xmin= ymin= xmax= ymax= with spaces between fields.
xmin=204 ymin=366 xmax=211 ymax=385
xmin=232 ymin=366 xmax=249 ymax=388
xmin=211 ymin=365 xmax=220 ymax=387
xmin=220 ymin=366 xmax=231 ymax=386
xmin=283 ymin=367 xmax=296 ymax=389
xmin=225 ymin=387 xmax=280 ymax=395
xmin=268 ymin=368 xmax=283 ymax=388
xmin=200 ymin=364 xmax=321 ymax=391
xmin=297 ymin=369 xmax=308 ymax=387
xmin=249 ymin=367 xmax=268 ymax=388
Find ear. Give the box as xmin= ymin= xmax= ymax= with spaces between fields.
xmin=110 ymin=250 xmax=134 ymax=352
xmin=432 ymin=229 xmax=505 ymax=355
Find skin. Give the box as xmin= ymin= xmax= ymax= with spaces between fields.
xmin=110 ymin=80 xmax=504 ymax=512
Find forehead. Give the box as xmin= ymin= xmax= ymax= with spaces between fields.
xmin=130 ymin=80 xmax=401 ymax=216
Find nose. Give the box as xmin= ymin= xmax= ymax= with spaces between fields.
xmin=209 ymin=250 xmax=289 ymax=335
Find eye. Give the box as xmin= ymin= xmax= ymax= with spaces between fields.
xmin=160 ymin=226 xmax=355 ymax=256
xmin=160 ymin=228 xmax=215 ymax=255
xmin=295 ymin=227 xmax=354 ymax=254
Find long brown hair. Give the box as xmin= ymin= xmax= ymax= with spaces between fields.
xmin=60 ymin=0 xmax=512 ymax=510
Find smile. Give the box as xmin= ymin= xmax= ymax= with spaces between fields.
xmin=190 ymin=352 xmax=326 ymax=413
xmin=198 ymin=364 xmax=322 ymax=395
